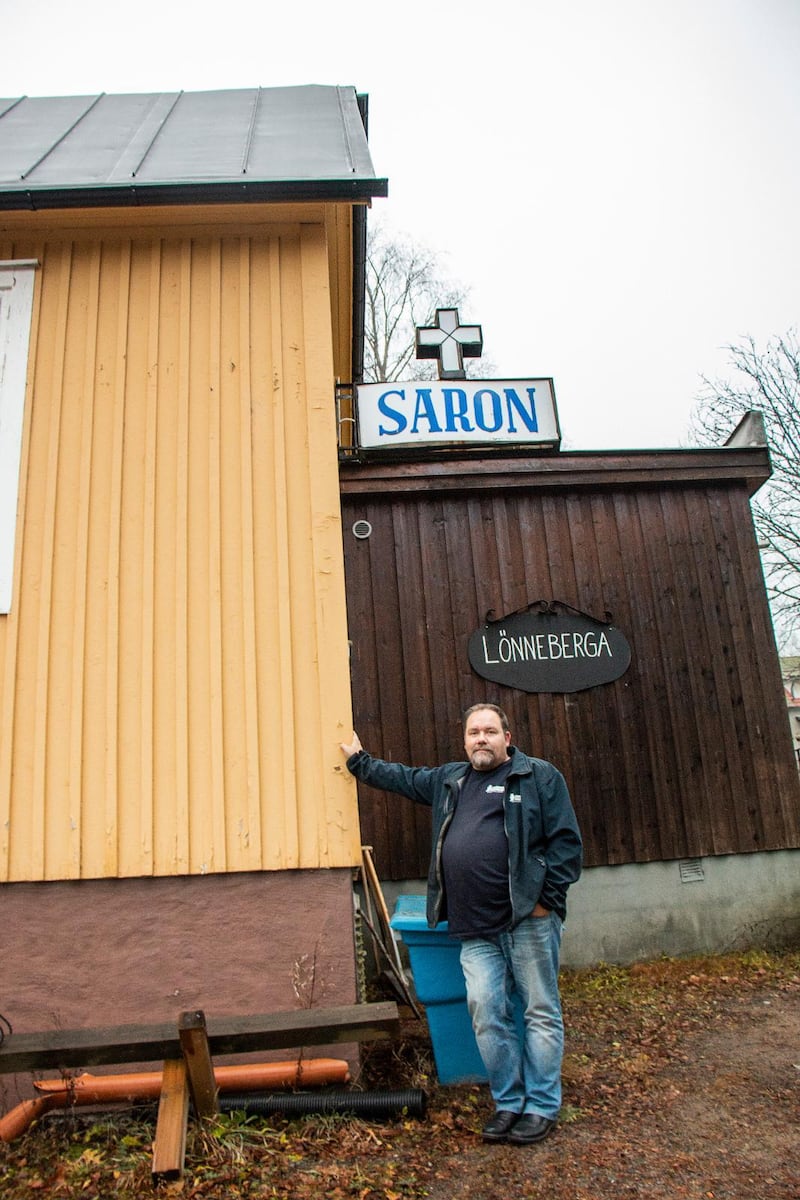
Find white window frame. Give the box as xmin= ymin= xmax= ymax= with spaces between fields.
xmin=0 ymin=260 xmax=38 ymax=614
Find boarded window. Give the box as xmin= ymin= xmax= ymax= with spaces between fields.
xmin=0 ymin=260 xmax=37 ymax=613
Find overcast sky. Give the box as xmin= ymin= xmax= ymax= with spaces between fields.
xmin=2 ymin=0 xmax=799 ymax=452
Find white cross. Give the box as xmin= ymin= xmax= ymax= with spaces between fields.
xmin=415 ymin=308 xmax=483 ymax=380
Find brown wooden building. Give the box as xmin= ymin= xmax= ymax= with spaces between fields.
xmin=340 ymin=436 xmax=800 ymax=957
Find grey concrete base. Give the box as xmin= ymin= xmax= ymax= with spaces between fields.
xmin=381 ymin=848 xmax=800 ymax=969
xmin=561 ymin=849 xmax=800 ymax=966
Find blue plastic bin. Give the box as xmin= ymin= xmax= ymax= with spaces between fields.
xmin=390 ymin=894 xmax=487 ymax=1084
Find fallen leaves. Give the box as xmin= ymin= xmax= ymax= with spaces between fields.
xmin=1 ymin=948 xmax=798 ymax=1199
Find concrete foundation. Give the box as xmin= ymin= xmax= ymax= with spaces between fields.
xmin=382 ymin=849 xmax=800 ymax=970
xmin=562 ymin=848 xmax=800 ymax=966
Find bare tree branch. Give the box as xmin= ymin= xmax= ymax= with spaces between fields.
xmin=363 ymin=222 xmax=494 ymax=383
xmin=689 ymin=331 xmax=800 ymax=649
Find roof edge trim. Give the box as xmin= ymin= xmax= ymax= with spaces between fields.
xmin=0 ymin=177 xmax=389 ymax=211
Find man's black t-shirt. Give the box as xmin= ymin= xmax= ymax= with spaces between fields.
xmin=441 ymin=758 xmax=514 ymax=938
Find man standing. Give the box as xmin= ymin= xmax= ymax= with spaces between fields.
xmin=341 ymin=703 xmax=582 ymax=1146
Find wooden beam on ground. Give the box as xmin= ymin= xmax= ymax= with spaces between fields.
xmin=203 ymin=1001 xmax=400 ymax=1058
xmin=0 ymin=1001 xmax=400 ymax=1074
xmin=151 ymin=1058 xmax=190 ymax=1183
xmin=178 ymin=1010 xmax=218 ymax=1118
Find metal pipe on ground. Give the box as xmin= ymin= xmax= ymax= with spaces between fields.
xmin=0 ymin=1057 xmax=350 ymax=1142
xmin=33 ymin=1057 xmax=349 ymax=1098
xmin=0 ymin=1096 xmax=58 ymax=1142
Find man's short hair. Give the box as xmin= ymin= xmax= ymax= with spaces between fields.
xmin=463 ymin=703 xmax=510 ymax=733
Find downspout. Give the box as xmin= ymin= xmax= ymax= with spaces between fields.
xmin=351 ymin=92 xmax=371 ymax=388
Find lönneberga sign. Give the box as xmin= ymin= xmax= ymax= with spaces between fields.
xmin=468 ymin=605 xmax=631 ymax=694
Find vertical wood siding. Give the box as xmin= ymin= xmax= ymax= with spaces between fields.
xmin=341 ymin=481 xmax=800 ymax=877
xmin=0 ymin=219 xmax=359 ymax=881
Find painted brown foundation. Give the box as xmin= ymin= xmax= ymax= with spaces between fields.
xmin=0 ymin=869 xmax=358 ymax=1106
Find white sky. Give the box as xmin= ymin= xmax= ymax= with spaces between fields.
xmin=2 ymin=0 xmax=799 ymax=452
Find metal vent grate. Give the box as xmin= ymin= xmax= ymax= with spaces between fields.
xmin=679 ymin=858 xmax=705 ymax=883
xmin=352 ymin=520 xmax=372 ymax=540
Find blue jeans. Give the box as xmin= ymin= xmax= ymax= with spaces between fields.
xmin=459 ymin=912 xmax=564 ymax=1119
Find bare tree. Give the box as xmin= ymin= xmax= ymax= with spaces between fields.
xmin=690 ymin=332 xmax=800 ymax=648
xmin=363 ymin=223 xmax=492 ymax=382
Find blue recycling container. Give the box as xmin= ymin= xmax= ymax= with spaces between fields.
xmin=390 ymin=893 xmax=487 ymax=1084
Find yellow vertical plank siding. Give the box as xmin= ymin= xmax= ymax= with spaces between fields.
xmin=259 ymin=237 xmax=300 ymax=867
xmin=299 ymin=225 xmax=356 ymax=863
xmin=0 ymin=213 xmax=360 ymax=882
xmin=32 ymin=242 xmax=74 ymax=880
xmin=325 ymin=205 xmax=355 ymax=382
xmin=99 ymin=240 xmax=131 ymax=877
xmin=232 ymin=241 xmax=263 ymax=869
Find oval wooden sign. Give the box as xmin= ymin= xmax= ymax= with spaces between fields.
xmin=468 ymin=608 xmax=631 ymax=694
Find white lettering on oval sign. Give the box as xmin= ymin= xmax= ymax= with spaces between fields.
xmin=469 ymin=609 xmax=632 ymax=693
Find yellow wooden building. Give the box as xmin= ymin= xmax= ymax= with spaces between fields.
xmin=0 ymin=87 xmax=386 ymax=1076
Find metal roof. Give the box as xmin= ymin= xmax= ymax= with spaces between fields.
xmin=0 ymin=86 xmax=387 ymax=209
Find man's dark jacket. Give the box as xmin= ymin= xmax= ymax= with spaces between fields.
xmin=346 ymin=746 xmax=582 ymax=929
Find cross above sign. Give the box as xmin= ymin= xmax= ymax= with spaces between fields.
xmin=415 ymin=308 xmax=483 ymax=380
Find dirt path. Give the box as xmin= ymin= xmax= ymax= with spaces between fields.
xmin=423 ymin=986 xmax=800 ymax=1200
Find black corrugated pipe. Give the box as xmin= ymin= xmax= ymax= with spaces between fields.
xmin=219 ymin=1089 xmax=426 ymax=1121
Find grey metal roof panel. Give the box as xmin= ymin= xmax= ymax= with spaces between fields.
xmin=0 ymin=94 xmax=106 ymax=183
xmin=0 ymin=85 xmax=387 ymax=208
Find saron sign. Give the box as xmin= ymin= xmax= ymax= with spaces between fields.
xmin=356 ymin=378 xmax=560 ymax=451
xmin=356 ymin=307 xmax=560 ymax=452
xmin=468 ymin=603 xmax=632 ymax=693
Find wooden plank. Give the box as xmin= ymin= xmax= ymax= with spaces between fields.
xmin=416 ymin=497 xmax=462 ymax=761
xmin=178 ymin=1010 xmax=218 ymax=1118
xmin=204 ymin=1001 xmax=399 ymax=1057
xmin=0 ymin=1000 xmax=399 ymax=1074
xmin=344 ymin=497 xmax=400 ymax=875
xmin=151 ymin=1058 xmax=189 ymax=1183
xmin=363 ymin=498 xmax=410 ymax=874
xmin=390 ymin=500 xmax=437 ymax=876
xmin=671 ymin=488 xmax=735 ymax=853
xmin=586 ymin=492 xmax=650 ymax=863
xmin=339 ymin=448 xmax=772 ymax=496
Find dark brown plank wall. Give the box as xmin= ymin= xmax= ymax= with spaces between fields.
xmin=340 ymin=452 xmax=800 ymax=878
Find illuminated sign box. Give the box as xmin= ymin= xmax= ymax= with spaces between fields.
xmin=356 ymin=378 xmax=560 ymax=451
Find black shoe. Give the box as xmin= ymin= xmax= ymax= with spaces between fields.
xmin=506 ymin=1114 xmax=556 ymax=1145
xmin=481 ymin=1110 xmax=521 ymax=1142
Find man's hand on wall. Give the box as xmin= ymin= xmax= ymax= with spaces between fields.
xmin=340 ymin=731 xmax=363 ymax=759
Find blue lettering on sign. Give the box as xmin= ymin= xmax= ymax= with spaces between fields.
xmin=473 ymin=389 xmax=503 ymax=433
xmin=411 ymin=388 xmax=442 ymax=434
xmin=377 ymin=389 xmax=407 ymax=435
xmin=443 ymin=388 xmax=473 ymax=432
xmin=373 ymin=383 xmax=544 ymax=440
xmin=505 ymin=387 xmax=538 ymax=433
